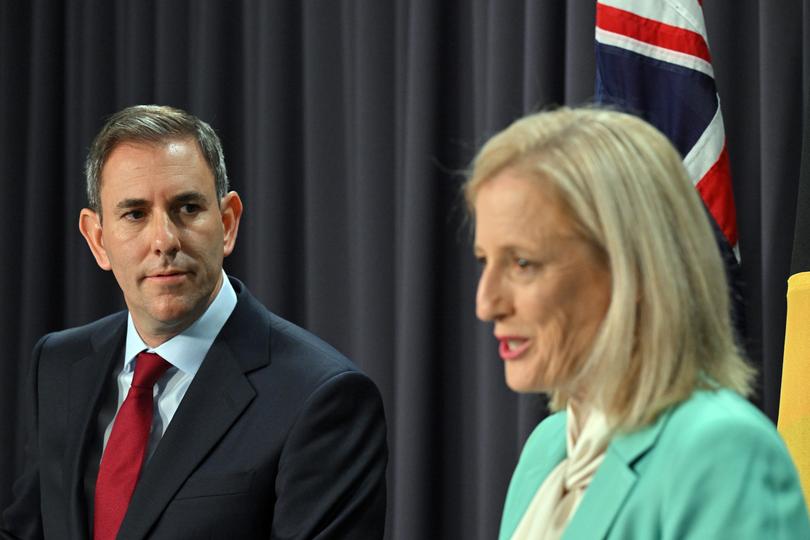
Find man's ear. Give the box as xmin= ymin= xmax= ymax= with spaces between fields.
xmin=220 ymin=191 xmax=243 ymax=257
xmin=79 ymin=209 xmax=112 ymax=270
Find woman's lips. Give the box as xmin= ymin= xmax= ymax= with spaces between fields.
xmin=498 ymin=338 xmax=530 ymax=360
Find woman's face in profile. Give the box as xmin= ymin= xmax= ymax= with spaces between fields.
xmin=473 ymin=169 xmax=612 ymax=394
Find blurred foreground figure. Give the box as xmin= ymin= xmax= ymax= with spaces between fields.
xmin=466 ymin=107 xmax=809 ymax=540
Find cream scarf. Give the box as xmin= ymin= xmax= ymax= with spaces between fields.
xmin=511 ymin=403 xmax=611 ymax=540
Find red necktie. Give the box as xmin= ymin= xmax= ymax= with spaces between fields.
xmin=94 ymin=352 xmax=171 ymax=540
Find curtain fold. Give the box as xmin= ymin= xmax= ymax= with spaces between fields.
xmin=756 ymin=0 xmax=804 ymax=417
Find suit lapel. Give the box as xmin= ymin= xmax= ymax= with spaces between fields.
xmin=563 ymin=409 xmax=672 ymax=540
xmin=117 ymin=283 xmax=270 ymax=540
xmin=561 ymin=449 xmax=637 ymax=540
xmin=504 ymin=415 xmax=568 ymax=538
xmin=64 ymin=314 xmax=127 ymax=540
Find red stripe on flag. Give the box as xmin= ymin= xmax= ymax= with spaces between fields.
xmin=696 ymin=144 xmax=737 ymax=245
xmin=596 ymin=4 xmax=712 ymax=63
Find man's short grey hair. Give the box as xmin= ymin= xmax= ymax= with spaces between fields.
xmin=85 ymin=104 xmax=229 ymax=213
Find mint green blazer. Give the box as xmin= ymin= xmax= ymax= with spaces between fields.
xmin=500 ymin=389 xmax=810 ymax=539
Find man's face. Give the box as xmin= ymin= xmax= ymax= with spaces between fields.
xmin=79 ymin=138 xmax=242 ymax=346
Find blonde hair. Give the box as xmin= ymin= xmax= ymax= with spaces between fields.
xmin=465 ymin=107 xmax=753 ymax=432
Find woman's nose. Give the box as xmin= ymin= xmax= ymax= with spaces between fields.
xmin=476 ymin=267 xmax=511 ymax=321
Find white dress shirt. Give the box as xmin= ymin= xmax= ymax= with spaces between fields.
xmin=101 ymin=271 xmax=237 ymax=461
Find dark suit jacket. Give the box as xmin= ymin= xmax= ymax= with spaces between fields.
xmin=2 ymin=278 xmax=388 ymax=539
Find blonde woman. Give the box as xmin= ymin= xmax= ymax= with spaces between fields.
xmin=466 ymin=107 xmax=810 ymax=539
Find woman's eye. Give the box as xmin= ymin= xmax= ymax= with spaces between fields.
xmin=515 ymin=257 xmax=531 ymax=269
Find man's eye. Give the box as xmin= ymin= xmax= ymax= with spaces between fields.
xmin=123 ymin=210 xmax=145 ymax=221
xmin=180 ymin=204 xmax=201 ymax=214
xmin=515 ymin=257 xmax=531 ymax=269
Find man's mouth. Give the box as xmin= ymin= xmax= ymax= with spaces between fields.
xmin=144 ymin=270 xmax=189 ymax=283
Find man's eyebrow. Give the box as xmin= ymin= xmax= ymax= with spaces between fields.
xmin=113 ymin=192 xmax=208 ymax=210
xmin=172 ymin=191 xmax=208 ymax=204
xmin=115 ymin=198 xmax=149 ymax=210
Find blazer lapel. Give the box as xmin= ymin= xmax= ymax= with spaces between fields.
xmin=563 ymin=409 xmax=671 ymax=540
xmin=63 ymin=315 xmax=127 ymax=540
xmin=117 ymin=284 xmax=270 ymax=540
xmin=504 ymin=415 xmax=568 ymax=538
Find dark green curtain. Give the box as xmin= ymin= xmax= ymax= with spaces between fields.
xmin=1 ymin=1 xmax=807 ymax=538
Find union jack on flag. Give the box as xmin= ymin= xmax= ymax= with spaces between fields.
xmin=595 ymin=0 xmax=738 ymax=251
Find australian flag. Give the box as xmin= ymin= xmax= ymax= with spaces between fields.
xmin=595 ymin=0 xmax=745 ymax=341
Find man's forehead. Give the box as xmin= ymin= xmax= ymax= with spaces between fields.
xmin=104 ymin=136 xmax=201 ymax=165
xmin=99 ymin=138 xmax=214 ymax=190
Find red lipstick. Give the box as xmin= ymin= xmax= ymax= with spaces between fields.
xmin=498 ymin=337 xmax=530 ymax=360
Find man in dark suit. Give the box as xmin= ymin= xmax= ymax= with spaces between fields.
xmin=1 ymin=105 xmax=388 ymax=539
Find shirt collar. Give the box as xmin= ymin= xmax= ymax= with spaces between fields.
xmin=123 ymin=271 xmax=238 ymax=376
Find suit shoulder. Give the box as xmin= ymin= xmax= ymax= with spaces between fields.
xmin=665 ymin=388 xmax=784 ymax=452
xmin=649 ymin=391 xmax=810 ymax=538
xmin=268 ymin=312 xmax=363 ymax=377
xmin=36 ymin=311 xmax=126 ymax=357
xmin=232 ymin=305 xmax=380 ymax=407
xmin=523 ymin=411 xmax=566 ymax=454
xmin=227 ymin=280 xmax=379 ymax=399
xmin=651 ymin=388 xmax=798 ymax=490
xmin=513 ymin=411 xmax=567 ymax=476
xmin=226 ymin=280 xmax=367 ymax=380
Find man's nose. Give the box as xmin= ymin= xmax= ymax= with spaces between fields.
xmin=151 ymin=211 xmax=181 ymax=256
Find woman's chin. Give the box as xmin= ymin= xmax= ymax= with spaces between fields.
xmin=504 ymin=371 xmax=548 ymax=394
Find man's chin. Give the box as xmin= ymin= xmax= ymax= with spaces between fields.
xmin=127 ymin=289 xmax=216 ymax=341
xmin=152 ymin=308 xmax=199 ymax=328
xmin=139 ymin=304 xmax=202 ymax=335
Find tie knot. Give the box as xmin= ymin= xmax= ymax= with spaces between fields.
xmin=132 ymin=352 xmax=171 ymax=388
